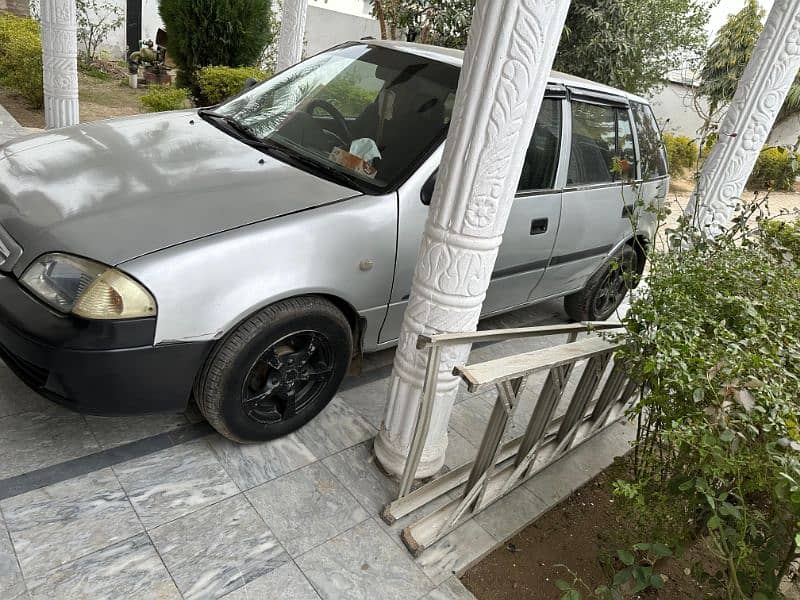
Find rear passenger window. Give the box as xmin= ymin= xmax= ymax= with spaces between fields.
xmin=631 ymin=102 xmax=668 ymax=179
xmin=567 ymin=102 xmax=616 ymax=185
xmin=518 ymin=99 xmax=562 ymax=192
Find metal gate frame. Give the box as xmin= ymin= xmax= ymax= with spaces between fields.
xmin=380 ymin=322 xmax=637 ymax=556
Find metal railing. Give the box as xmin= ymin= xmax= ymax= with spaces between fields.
xmin=380 ymin=321 xmax=636 ymax=556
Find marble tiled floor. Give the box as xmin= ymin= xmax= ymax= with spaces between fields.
xmin=0 ymin=300 xmax=635 ymax=600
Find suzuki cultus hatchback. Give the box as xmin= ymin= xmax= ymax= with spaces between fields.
xmin=0 ymin=40 xmax=668 ymax=442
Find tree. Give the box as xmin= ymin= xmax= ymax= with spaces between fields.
xmin=76 ymin=0 xmax=124 ymax=63
xmin=371 ymin=0 xmax=709 ymax=94
xmin=159 ymin=0 xmax=275 ymax=92
xmin=370 ymin=0 xmax=475 ymax=48
xmin=699 ymin=0 xmax=800 ymax=119
xmin=554 ymin=0 xmax=712 ymax=94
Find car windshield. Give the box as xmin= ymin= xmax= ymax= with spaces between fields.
xmin=212 ymin=44 xmax=461 ymax=193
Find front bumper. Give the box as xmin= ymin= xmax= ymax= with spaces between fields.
xmin=0 ymin=274 xmax=213 ymax=415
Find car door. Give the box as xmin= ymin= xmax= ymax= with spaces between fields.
xmin=533 ymin=92 xmax=638 ymax=300
xmin=378 ymin=95 xmax=565 ymax=344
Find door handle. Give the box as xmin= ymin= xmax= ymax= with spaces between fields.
xmin=530 ymin=218 xmax=549 ymax=235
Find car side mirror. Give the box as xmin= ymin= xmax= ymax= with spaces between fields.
xmin=242 ymin=77 xmax=259 ymax=93
xmin=421 ymin=170 xmax=438 ymax=206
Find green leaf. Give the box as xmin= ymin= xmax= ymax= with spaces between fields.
xmin=617 ymin=549 xmax=635 ymax=566
xmin=707 ymin=515 xmax=722 ymax=529
xmin=651 ymin=543 xmax=672 ymax=558
xmin=720 ymin=429 xmax=735 ymax=442
xmin=613 ymin=568 xmax=633 ymax=587
xmin=555 ymin=580 xmax=571 ymax=591
xmin=650 ymin=573 xmax=665 ymax=589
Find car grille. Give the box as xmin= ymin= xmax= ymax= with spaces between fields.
xmin=0 ymin=224 xmax=22 ymax=272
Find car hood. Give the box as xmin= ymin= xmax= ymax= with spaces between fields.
xmin=0 ymin=110 xmax=358 ymax=275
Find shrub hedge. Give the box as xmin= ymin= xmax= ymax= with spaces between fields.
xmin=195 ymin=66 xmax=269 ymax=105
xmin=748 ymin=146 xmax=798 ymax=191
xmin=662 ymin=133 xmax=698 ymax=177
xmin=158 ymin=0 xmax=274 ymax=93
xmin=140 ymin=85 xmax=191 ymax=112
xmin=0 ymin=12 xmax=43 ymax=108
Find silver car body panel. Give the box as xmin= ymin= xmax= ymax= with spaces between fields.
xmin=0 ymin=110 xmax=357 ymax=275
xmin=0 ymin=40 xmax=664 ymax=354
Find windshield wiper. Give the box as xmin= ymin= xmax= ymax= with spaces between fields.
xmin=256 ymin=138 xmax=367 ymax=193
xmin=197 ymin=109 xmax=264 ymax=145
xmin=199 ymin=109 xmax=367 ymax=193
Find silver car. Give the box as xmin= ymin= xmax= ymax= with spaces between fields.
xmin=0 ymin=40 xmax=667 ymax=442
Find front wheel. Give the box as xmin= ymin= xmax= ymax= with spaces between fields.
xmin=564 ymin=245 xmax=639 ymax=322
xmin=195 ymin=296 xmax=353 ymax=443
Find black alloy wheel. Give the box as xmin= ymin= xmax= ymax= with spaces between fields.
xmin=241 ymin=331 xmax=335 ymax=425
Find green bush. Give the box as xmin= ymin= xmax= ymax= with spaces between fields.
xmin=0 ymin=13 xmax=43 ymax=108
xmin=748 ymin=146 xmax=798 ymax=191
xmin=196 ymin=66 xmax=269 ymax=105
xmin=618 ymin=210 xmax=800 ymax=598
xmin=158 ymin=0 xmax=275 ymax=93
xmin=762 ymin=219 xmax=800 ymax=263
xmin=140 ymin=85 xmax=191 ymax=112
xmin=662 ymin=133 xmax=698 ymax=177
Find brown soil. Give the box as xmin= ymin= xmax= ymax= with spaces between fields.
xmin=461 ymin=466 xmax=715 ymax=600
xmin=0 ymin=70 xmax=147 ymax=128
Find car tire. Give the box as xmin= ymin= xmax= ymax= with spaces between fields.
xmin=195 ymin=296 xmax=353 ymax=443
xmin=564 ymin=245 xmax=639 ymax=322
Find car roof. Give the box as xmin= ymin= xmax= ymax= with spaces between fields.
xmin=362 ymin=39 xmax=650 ymax=105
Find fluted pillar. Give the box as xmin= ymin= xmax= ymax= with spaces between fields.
xmin=40 ymin=0 xmax=79 ymax=129
xmin=688 ymin=0 xmax=800 ymax=235
xmin=275 ymin=0 xmax=309 ymax=72
xmin=374 ymin=0 xmax=572 ymax=478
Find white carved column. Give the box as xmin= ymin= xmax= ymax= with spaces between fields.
xmin=374 ymin=0 xmax=572 ymax=478
xmin=275 ymin=0 xmax=309 ymax=72
xmin=40 ymin=0 xmax=79 ymax=129
xmin=688 ymin=0 xmax=800 ymax=235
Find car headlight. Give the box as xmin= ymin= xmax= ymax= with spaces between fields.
xmin=20 ymin=253 xmax=157 ymax=319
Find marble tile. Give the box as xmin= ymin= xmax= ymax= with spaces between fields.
xmin=151 ymin=494 xmax=289 ymax=600
xmin=246 ymin=462 xmax=368 ymax=557
xmin=473 ymin=486 xmax=548 ymax=542
xmin=114 ymin=440 xmax=238 ymax=529
xmin=322 ymin=442 xmax=396 ymax=515
xmin=447 ymin=396 xmax=494 ymax=448
xmin=0 ymin=365 xmax=59 ymax=419
xmin=26 ymin=534 xmax=180 ymax=600
xmin=414 ymin=520 xmax=495 ymax=586
xmin=0 ymin=514 xmax=26 ymax=600
xmin=85 ymin=413 xmax=189 ymax=449
xmin=296 ymin=397 xmax=376 ymax=458
xmin=0 ymin=469 xmax=142 ymax=579
xmin=444 ymin=429 xmax=477 ymax=470
xmin=337 ymin=374 xmax=390 ymax=428
xmin=209 ymin=433 xmax=317 ymax=490
xmin=221 ymin=561 xmax=319 ymax=600
xmin=424 ymin=577 xmax=476 ymax=600
xmin=296 ymin=518 xmax=433 ymax=600
xmin=0 ymin=412 xmax=100 ymax=479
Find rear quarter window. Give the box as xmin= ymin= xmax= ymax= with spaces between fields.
xmin=631 ymin=102 xmax=668 ymax=179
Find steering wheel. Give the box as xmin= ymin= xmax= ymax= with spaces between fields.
xmin=305 ymin=99 xmax=353 ymax=147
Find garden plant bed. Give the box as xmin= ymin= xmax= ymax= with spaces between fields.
xmin=0 ymin=70 xmax=146 ymax=128
xmin=461 ymin=461 xmax=722 ymax=599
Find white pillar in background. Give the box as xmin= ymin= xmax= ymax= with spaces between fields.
xmin=275 ymin=0 xmax=309 ymax=72
xmin=40 ymin=0 xmax=79 ymax=129
xmin=374 ymin=0 xmax=572 ymax=478
xmin=688 ymin=0 xmax=800 ymax=235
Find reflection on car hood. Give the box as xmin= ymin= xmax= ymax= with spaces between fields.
xmin=0 ymin=110 xmax=358 ymax=274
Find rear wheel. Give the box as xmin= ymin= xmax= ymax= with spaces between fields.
xmin=195 ymin=296 xmax=352 ymax=442
xmin=564 ymin=245 xmax=639 ymax=322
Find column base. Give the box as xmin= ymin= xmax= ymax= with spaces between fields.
xmin=374 ymin=427 xmax=448 ymax=480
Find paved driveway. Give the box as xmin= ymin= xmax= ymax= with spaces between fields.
xmin=0 ymin=299 xmax=634 ymax=600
